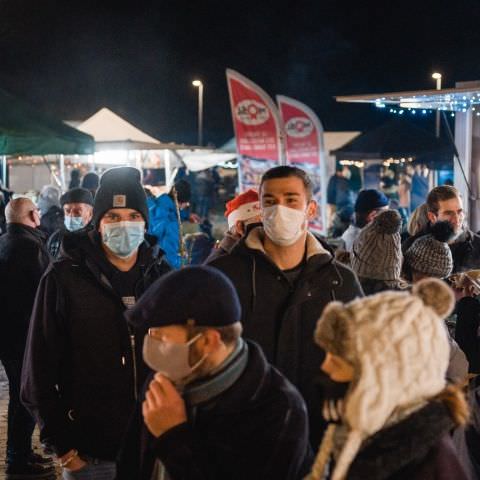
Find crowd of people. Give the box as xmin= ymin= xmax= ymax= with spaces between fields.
xmin=326 ymin=162 xmax=433 ymax=236
xmin=0 ymin=164 xmax=479 ymax=480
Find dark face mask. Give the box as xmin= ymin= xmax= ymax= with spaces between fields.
xmin=315 ymin=371 xmax=351 ymax=423
xmin=245 ymin=221 xmax=263 ymax=235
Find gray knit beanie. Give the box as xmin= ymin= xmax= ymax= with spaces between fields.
xmin=404 ymin=221 xmax=454 ymax=278
xmin=351 ymin=210 xmax=402 ymax=281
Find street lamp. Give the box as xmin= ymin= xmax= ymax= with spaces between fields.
xmin=192 ymin=80 xmax=204 ymax=146
xmin=432 ymin=72 xmax=442 ymax=137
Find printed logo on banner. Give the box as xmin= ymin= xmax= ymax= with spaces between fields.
xmin=285 ymin=117 xmax=314 ymax=138
xmin=235 ymin=100 xmax=270 ymax=126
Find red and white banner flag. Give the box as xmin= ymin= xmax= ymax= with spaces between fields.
xmin=277 ymin=95 xmax=327 ymax=233
xmin=226 ymin=69 xmax=284 ymax=187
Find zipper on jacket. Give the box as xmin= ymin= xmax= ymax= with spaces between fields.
xmin=129 ymin=332 xmax=138 ymax=401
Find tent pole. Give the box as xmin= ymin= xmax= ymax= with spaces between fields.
xmin=59 ymin=154 xmax=66 ymax=191
xmin=1 ymin=155 xmax=7 ymax=189
xmin=165 ymin=150 xmax=172 ymax=188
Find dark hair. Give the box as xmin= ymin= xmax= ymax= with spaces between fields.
xmin=169 ymin=179 xmax=191 ymax=203
xmin=426 ymin=186 xmax=460 ymax=214
xmin=260 ymin=166 xmax=313 ymax=200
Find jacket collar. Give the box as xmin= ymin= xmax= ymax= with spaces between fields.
xmin=6 ymin=223 xmax=47 ymax=242
xmin=218 ymin=230 xmax=241 ymax=254
xmin=347 ymin=400 xmax=455 ymax=480
xmin=244 ymin=226 xmax=331 ymax=261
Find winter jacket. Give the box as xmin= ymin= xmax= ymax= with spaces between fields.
xmin=148 ymin=194 xmax=189 ymax=269
xmin=207 ymin=227 xmax=363 ymax=446
xmin=337 ymin=400 xmax=468 ymax=480
xmin=403 ymin=227 xmax=480 ymax=273
xmin=205 ymin=230 xmax=241 ymax=263
xmin=39 ymin=205 xmax=64 ymax=237
xmin=455 ymin=296 xmax=480 ymax=374
xmin=118 ymin=340 xmax=313 ymax=480
xmin=0 ymin=224 xmax=50 ymax=357
xmin=47 ymin=223 xmax=94 ymax=259
xmin=21 ymin=231 xmax=171 ymax=460
xmin=327 ymin=175 xmax=354 ymax=209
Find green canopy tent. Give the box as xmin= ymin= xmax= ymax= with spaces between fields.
xmin=0 ymin=89 xmax=94 ymax=155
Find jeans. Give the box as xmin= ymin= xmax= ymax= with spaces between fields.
xmin=62 ymin=458 xmax=116 ymax=480
xmin=1 ymin=353 xmax=36 ymax=465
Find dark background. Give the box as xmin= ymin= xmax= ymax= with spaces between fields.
xmin=1 ymin=0 xmax=479 ymax=146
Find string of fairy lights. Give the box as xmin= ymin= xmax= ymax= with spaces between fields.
xmin=374 ymin=93 xmax=480 ymax=117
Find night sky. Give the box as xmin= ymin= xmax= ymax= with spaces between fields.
xmin=1 ymin=0 xmax=480 ymax=146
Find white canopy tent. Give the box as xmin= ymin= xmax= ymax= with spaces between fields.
xmin=77 ymin=107 xmax=181 ymax=150
xmin=76 ymin=107 xmax=194 ymax=185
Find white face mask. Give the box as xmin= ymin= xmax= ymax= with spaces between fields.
xmin=262 ymin=205 xmax=307 ymax=246
xmin=142 ymin=333 xmax=207 ymax=384
xmin=101 ymin=221 xmax=145 ymax=258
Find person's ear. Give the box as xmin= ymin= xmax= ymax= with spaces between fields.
xmin=235 ymin=220 xmax=245 ymax=236
xmin=307 ymin=200 xmax=317 ymax=220
xmin=427 ymin=211 xmax=437 ymax=224
xmin=366 ymin=210 xmax=377 ymax=223
xmin=200 ymin=329 xmax=222 ymax=354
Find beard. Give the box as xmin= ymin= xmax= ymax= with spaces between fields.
xmin=449 ymin=225 xmax=465 ymax=243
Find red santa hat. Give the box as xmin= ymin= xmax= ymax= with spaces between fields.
xmin=225 ymin=189 xmax=260 ymax=229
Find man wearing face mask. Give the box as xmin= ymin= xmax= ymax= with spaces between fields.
xmin=21 ymin=167 xmax=171 ymax=480
xmin=47 ymin=187 xmax=94 ymax=258
xmin=118 ymin=265 xmax=312 ymax=480
xmin=207 ymin=166 xmax=363 ymax=447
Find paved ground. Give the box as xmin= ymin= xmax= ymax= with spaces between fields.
xmin=0 ymin=365 xmax=59 ymax=479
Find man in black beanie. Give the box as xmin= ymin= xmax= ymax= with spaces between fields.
xmin=47 ymin=187 xmax=94 ymax=258
xmin=117 ymin=266 xmax=312 ymax=480
xmin=21 ymin=167 xmax=171 ymax=480
xmin=341 ymin=189 xmax=389 ymax=252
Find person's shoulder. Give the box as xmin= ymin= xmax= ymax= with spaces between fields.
xmin=248 ymin=341 xmax=307 ymax=411
xmin=467 ymin=229 xmax=480 ymax=244
xmin=0 ymin=230 xmax=41 ymax=254
xmin=206 ymin=240 xmax=249 ymax=268
xmin=156 ymin=193 xmax=174 ymax=208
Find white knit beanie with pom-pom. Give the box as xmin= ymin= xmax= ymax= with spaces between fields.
xmin=307 ymin=278 xmax=454 ymax=480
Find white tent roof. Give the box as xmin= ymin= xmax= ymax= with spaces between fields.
xmin=77 ymin=108 xmax=188 ymax=151
xmin=180 ymin=151 xmax=237 ymax=172
xmin=324 ymin=131 xmax=361 ymax=152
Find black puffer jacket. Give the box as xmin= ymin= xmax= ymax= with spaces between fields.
xmin=0 ymin=224 xmax=50 ymax=356
xmin=21 ymin=231 xmax=170 ymax=460
xmin=207 ymin=227 xmax=363 ymax=446
xmin=118 ymin=341 xmax=312 ymax=480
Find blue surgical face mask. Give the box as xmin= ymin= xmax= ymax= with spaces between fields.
xmin=101 ymin=221 xmax=145 ymax=258
xmin=64 ymin=215 xmax=85 ymax=232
